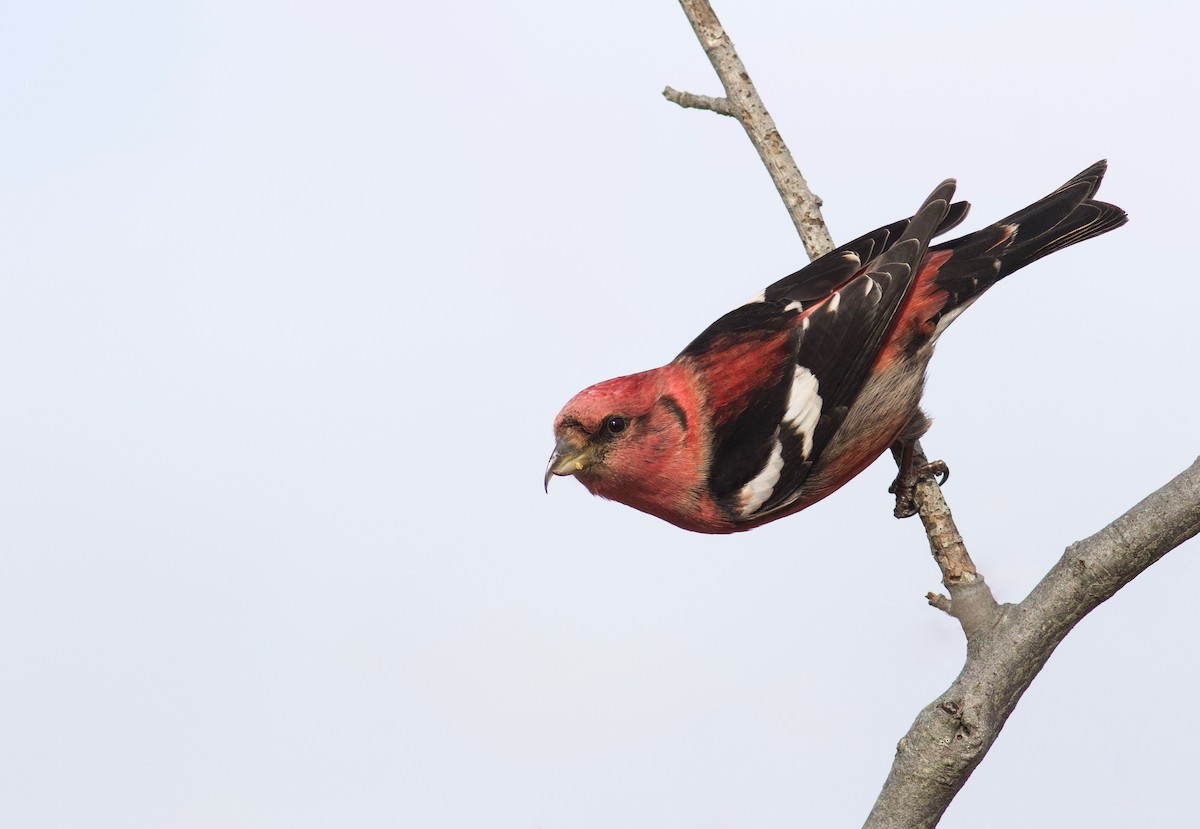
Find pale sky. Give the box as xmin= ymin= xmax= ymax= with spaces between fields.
xmin=2 ymin=2 xmax=1198 ymax=827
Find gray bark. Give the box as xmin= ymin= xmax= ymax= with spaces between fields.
xmin=866 ymin=457 xmax=1200 ymax=828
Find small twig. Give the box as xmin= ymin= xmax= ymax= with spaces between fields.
xmin=672 ymin=0 xmax=835 ymax=260
xmin=901 ymin=442 xmax=1000 ymax=636
xmin=926 ymin=593 xmax=952 ymax=613
xmin=893 ymin=443 xmax=975 ymax=581
xmin=662 ymin=86 xmax=732 ymax=116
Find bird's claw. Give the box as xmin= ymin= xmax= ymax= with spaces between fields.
xmin=889 ymin=459 xmax=949 ymax=519
xmin=918 ymin=460 xmax=950 ymax=487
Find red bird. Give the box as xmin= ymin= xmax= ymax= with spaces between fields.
xmin=545 ymin=162 xmax=1126 ymax=533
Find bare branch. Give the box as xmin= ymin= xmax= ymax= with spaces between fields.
xmin=662 ymin=86 xmax=733 ymax=116
xmin=865 ymin=457 xmax=1200 ymax=829
xmin=672 ymin=0 xmax=835 ymax=260
xmin=902 ymin=442 xmax=999 ymax=638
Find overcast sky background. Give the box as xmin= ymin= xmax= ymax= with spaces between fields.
xmin=2 ymin=1 xmax=1198 ymax=827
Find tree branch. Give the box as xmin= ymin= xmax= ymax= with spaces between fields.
xmin=667 ymin=1 xmax=1200 ymax=826
xmin=898 ymin=443 xmax=997 ymax=638
xmin=670 ymin=0 xmax=834 ymax=261
xmin=865 ymin=457 xmax=1200 ymax=829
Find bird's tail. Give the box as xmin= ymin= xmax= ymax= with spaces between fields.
xmin=929 ymin=160 xmax=1127 ymax=308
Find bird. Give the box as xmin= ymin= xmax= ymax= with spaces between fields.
xmin=545 ymin=162 xmax=1127 ymax=533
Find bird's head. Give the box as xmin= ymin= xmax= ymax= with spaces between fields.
xmin=545 ymin=365 xmax=702 ymax=518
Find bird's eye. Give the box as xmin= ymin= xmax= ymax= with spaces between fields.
xmin=606 ymin=416 xmax=628 ymax=435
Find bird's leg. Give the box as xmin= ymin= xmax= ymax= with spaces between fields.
xmin=889 ymin=441 xmax=949 ymax=519
xmin=889 ymin=440 xmax=918 ymax=517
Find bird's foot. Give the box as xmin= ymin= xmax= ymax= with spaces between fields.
xmin=889 ymin=460 xmax=949 ymax=518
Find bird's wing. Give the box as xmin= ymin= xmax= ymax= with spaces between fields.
xmin=756 ymin=197 xmax=969 ymax=306
xmin=679 ymin=181 xmax=959 ymax=522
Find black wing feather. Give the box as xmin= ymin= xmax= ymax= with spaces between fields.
xmin=678 ymin=301 xmax=800 ymax=507
xmin=683 ymin=181 xmax=959 ymax=520
xmin=756 ymin=183 xmax=957 ymax=515
xmin=761 ymin=197 xmax=969 ymax=307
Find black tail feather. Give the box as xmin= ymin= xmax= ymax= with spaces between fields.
xmin=992 ymin=160 xmax=1128 ymax=276
xmin=929 ymin=160 xmax=1127 ymax=311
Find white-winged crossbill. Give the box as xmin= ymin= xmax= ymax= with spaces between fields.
xmin=546 ymin=162 xmax=1126 ymax=533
